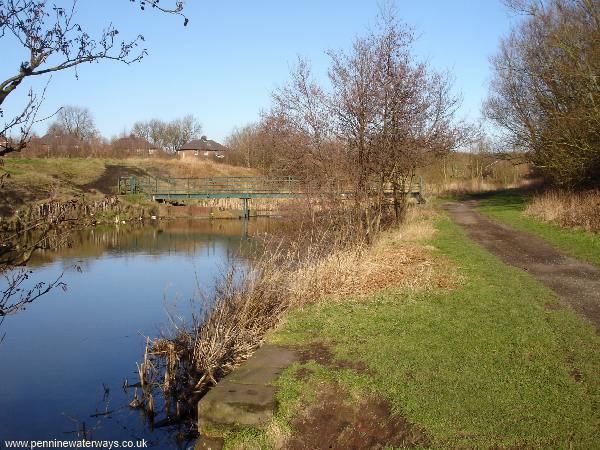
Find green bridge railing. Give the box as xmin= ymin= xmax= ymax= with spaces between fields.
xmin=118 ymin=175 xmax=425 ymax=203
xmin=118 ymin=176 xmax=302 ymax=199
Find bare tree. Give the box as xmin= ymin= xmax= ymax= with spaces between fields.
xmin=225 ymin=116 xmax=328 ymax=176
xmin=47 ymin=105 xmax=97 ymax=141
xmin=165 ymin=115 xmax=203 ymax=153
xmin=226 ymin=124 xmax=260 ymax=168
xmin=0 ymin=199 xmax=72 ymax=331
xmin=131 ymin=118 xmax=167 ymax=149
xmin=0 ymin=0 xmax=187 ymax=157
xmin=271 ymin=6 xmax=465 ymax=234
xmin=1 ymin=268 xmax=66 ymax=335
xmin=485 ymin=0 xmax=600 ymax=187
xmin=131 ymin=115 xmax=202 ymax=153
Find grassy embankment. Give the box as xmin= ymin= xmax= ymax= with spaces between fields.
xmin=221 ymin=206 xmax=600 ymax=449
xmin=474 ymin=190 xmax=600 ymax=268
xmin=0 ymin=157 xmax=257 ymax=215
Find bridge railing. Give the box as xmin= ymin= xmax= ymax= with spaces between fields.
xmin=118 ymin=175 xmax=425 ymax=199
xmin=119 ymin=176 xmax=303 ymax=195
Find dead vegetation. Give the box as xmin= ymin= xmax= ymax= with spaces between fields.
xmin=287 ymin=206 xmax=451 ymax=302
xmin=525 ymin=190 xmax=600 ymax=233
xmin=133 ymin=201 xmax=444 ymax=428
xmin=134 ymin=158 xmax=257 ymax=180
xmin=430 ymin=177 xmax=536 ymax=197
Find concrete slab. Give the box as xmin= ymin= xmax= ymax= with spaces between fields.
xmin=196 ymin=345 xmax=298 ymax=432
xmin=225 ymin=363 xmax=284 ymax=385
xmin=246 ymin=344 xmax=297 ymax=368
xmin=198 ymin=381 xmax=276 ymax=427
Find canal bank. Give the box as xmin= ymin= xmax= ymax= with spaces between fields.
xmin=126 ymin=205 xmax=443 ymax=448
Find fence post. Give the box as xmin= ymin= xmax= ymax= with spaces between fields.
xmin=241 ymin=197 xmax=250 ymax=219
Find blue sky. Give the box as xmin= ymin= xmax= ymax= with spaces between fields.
xmin=1 ymin=1 xmax=516 ymax=142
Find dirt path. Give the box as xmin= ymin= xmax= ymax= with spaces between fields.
xmin=445 ymin=200 xmax=600 ymax=333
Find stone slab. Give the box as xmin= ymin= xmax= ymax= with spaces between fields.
xmin=245 ymin=344 xmax=297 ymax=369
xmin=196 ymin=344 xmax=298 ymax=432
xmin=225 ymin=363 xmax=284 ymax=385
xmin=198 ymin=381 xmax=276 ymax=427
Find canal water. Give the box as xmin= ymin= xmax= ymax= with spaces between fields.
xmin=0 ymin=219 xmax=277 ymax=448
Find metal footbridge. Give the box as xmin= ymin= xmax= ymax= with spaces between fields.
xmin=117 ymin=175 xmax=425 ymax=203
xmin=118 ymin=176 xmax=304 ymax=200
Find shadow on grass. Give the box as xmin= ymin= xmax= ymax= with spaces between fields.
xmin=457 ymin=188 xmax=533 ymax=211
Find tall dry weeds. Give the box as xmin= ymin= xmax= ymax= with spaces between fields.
xmin=430 ymin=177 xmax=538 ymax=197
xmin=525 ymin=190 xmax=600 ymax=233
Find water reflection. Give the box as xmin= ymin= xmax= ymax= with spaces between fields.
xmin=29 ymin=218 xmax=279 ymax=267
xmin=0 ymin=218 xmax=277 ymax=448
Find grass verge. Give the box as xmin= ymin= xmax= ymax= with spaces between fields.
xmin=474 ymin=191 xmax=600 ymax=268
xmin=224 ymin=213 xmax=600 ymax=449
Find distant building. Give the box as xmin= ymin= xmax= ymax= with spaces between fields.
xmin=113 ymin=135 xmax=159 ymax=156
xmin=30 ymin=133 xmax=87 ymax=157
xmin=177 ymin=136 xmax=227 ymax=159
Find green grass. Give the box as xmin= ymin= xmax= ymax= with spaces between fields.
xmin=226 ymin=217 xmax=600 ymax=449
xmin=474 ymin=190 xmax=600 ymax=267
xmin=4 ymin=157 xmax=107 ymax=184
xmin=1 ymin=158 xmax=110 ymax=212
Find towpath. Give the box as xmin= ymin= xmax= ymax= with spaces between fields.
xmin=445 ymin=200 xmax=600 ymax=333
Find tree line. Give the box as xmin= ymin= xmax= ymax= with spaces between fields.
xmin=485 ymin=0 xmax=600 ymax=188
xmin=15 ymin=105 xmax=204 ymax=158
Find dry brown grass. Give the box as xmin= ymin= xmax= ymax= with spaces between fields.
xmin=286 ymin=207 xmax=447 ymax=302
xmin=525 ymin=189 xmax=600 ymax=233
xmin=132 ymin=157 xmax=257 ymax=179
xmin=430 ymin=177 xmax=539 ymax=197
xmin=287 ymin=242 xmax=438 ymax=302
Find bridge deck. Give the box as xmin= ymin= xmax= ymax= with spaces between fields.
xmin=118 ymin=176 xmax=425 ymax=202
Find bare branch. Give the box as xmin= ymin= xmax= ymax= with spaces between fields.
xmin=0 ymin=0 xmax=187 ymax=157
